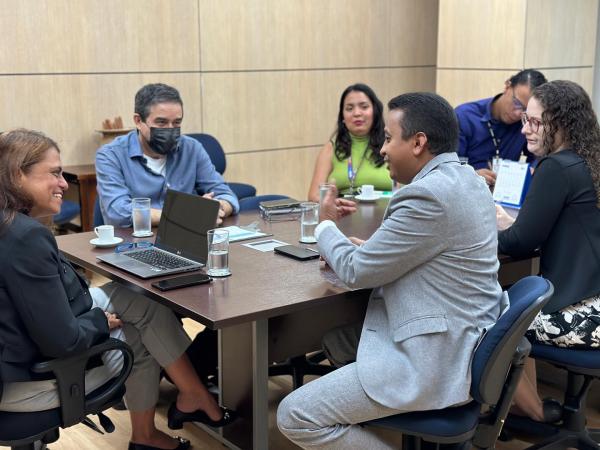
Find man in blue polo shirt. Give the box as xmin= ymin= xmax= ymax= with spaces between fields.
xmin=456 ymin=69 xmax=546 ymax=186
xmin=96 ymin=83 xmax=239 ymax=227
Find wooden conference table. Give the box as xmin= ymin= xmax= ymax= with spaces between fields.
xmin=56 ymin=199 xmax=533 ymax=450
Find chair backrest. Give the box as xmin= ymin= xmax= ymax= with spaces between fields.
xmin=186 ymin=133 xmax=226 ymax=174
xmin=471 ymin=276 xmax=554 ymax=405
xmin=239 ymin=194 xmax=290 ymax=212
xmin=93 ymin=195 xmax=104 ymax=227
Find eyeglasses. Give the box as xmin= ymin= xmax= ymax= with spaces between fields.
xmin=520 ymin=112 xmax=542 ymax=133
xmin=115 ymin=241 xmax=153 ymax=253
xmin=512 ymin=90 xmax=526 ymax=111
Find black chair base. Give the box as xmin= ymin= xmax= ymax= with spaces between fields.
xmin=269 ymin=352 xmax=335 ymax=390
xmin=504 ymin=370 xmax=600 ymax=450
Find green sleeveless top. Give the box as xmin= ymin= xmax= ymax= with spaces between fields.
xmin=329 ymin=134 xmax=392 ymax=193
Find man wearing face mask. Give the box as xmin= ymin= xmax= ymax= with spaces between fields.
xmin=96 ymin=83 xmax=239 ymax=227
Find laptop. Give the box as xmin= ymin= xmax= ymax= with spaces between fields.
xmin=97 ymin=189 xmax=220 ymax=279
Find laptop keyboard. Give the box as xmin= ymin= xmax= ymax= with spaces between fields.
xmin=126 ymin=249 xmax=193 ymax=270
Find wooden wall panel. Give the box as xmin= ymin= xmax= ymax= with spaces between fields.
xmin=542 ymin=68 xmax=595 ymax=95
xmin=437 ymin=0 xmax=526 ymax=69
xmin=0 ymin=74 xmax=203 ymax=165
xmin=524 ymin=0 xmax=598 ymax=68
xmin=435 ymin=69 xmax=516 ymax=107
xmin=201 ymin=67 xmax=436 ymax=153
xmin=199 ymin=0 xmax=438 ymax=71
xmin=225 ymin=147 xmax=322 ymax=200
xmin=0 ymin=0 xmax=200 ymax=73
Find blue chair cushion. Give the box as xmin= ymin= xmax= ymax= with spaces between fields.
xmin=53 ymin=200 xmax=80 ymax=225
xmin=369 ymin=401 xmax=481 ymax=438
xmin=531 ymin=343 xmax=600 ymax=370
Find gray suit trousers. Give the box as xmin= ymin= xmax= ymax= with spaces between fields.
xmin=277 ymin=363 xmax=402 ymax=449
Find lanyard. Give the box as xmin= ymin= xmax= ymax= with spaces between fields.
xmin=347 ymin=151 xmax=367 ymax=192
xmin=486 ymin=121 xmax=501 ymax=169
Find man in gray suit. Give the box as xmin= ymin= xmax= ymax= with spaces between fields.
xmin=277 ymin=92 xmax=506 ymax=449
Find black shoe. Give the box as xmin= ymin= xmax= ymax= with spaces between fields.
xmin=167 ymin=403 xmax=237 ymax=430
xmin=542 ymin=398 xmax=563 ymax=423
xmin=128 ymin=436 xmax=190 ymax=450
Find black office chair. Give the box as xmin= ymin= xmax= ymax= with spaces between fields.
xmin=0 ymin=338 xmax=133 ymax=450
xmin=504 ymin=343 xmax=600 ymax=449
xmin=366 ymin=276 xmax=554 ymax=450
xmin=186 ymin=133 xmax=257 ymax=200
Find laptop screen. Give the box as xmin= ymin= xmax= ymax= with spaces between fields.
xmin=154 ymin=190 xmax=220 ymax=264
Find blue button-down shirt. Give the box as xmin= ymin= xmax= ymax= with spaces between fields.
xmin=96 ymin=131 xmax=239 ymax=227
xmin=456 ymin=96 xmax=532 ymax=170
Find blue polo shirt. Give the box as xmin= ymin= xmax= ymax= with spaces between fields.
xmin=96 ymin=131 xmax=239 ymax=227
xmin=456 ymin=96 xmax=533 ymax=170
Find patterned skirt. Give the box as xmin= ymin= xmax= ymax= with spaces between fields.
xmin=526 ymin=295 xmax=600 ymax=348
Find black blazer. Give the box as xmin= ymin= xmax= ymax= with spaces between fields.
xmin=499 ymin=150 xmax=600 ymax=313
xmin=0 ymin=212 xmax=108 ymax=382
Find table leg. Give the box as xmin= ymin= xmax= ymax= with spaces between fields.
xmin=211 ymin=319 xmax=269 ymax=450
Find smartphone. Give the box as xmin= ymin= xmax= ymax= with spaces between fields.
xmin=274 ymin=245 xmax=320 ymax=261
xmin=151 ymin=273 xmax=212 ymax=291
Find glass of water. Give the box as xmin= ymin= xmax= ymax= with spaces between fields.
xmin=207 ymin=229 xmax=231 ymax=277
xmin=132 ymin=198 xmax=152 ymax=237
xmin=319 ymin=183 xmax=335 ymax=205
xmin=299 ymin=202 xmax=318 ymax=244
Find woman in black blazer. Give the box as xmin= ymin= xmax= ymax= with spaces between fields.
xmin=496 ymin=80 xmax=600 ymax=422
xmin=0 ymin=129 xmax=234 ymax=450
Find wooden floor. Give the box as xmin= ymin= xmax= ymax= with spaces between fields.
xmin=43 ymin=275 xmax=600 ymax=449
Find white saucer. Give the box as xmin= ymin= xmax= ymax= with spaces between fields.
xmin=132 ymin=231 xmax=154 ymax=238
xmin=299 ymin=237 xmax=317 ymax=244
xmin=90 ymin=237 xmax=123 ymax=248
xmin=355 ymin=194 xmax=381 ymax=202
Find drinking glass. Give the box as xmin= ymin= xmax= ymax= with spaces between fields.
xmin=299 ymin=202 xmax=319 ymax=244
xmin=132 ymin=198 xmax=152 ymax=237
xmin=319 ymin=183 xmax=335 ymax=205
xmin=207 ymin=229 xmax=231 ymax=277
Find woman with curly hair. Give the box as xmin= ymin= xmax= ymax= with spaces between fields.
xmin=307 ymin=83 xmax=392 ymax=201
xmin=496 ymin=80 xmax=600 ymax=422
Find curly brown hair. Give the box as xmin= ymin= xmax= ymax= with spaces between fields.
xmin=532 ymin=80 xmax=600 ymax=207
xmin=0 ymin=128 xmax=60 ymax=231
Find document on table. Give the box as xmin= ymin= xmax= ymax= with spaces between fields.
xmin=242 ymin=239 xmax=289 ymax=252
xmin=220 ymin=225 xmax=270 ymax=242
xmin=493 ymin=159 xmax=532 ymax=208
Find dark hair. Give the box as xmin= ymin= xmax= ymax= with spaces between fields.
xmin=134 ymin=83 xmax=183 ymax=121
xmin=532 ymin=80 xmax=600 ymax=206
xmin=387 ymin=92 xmax=458 ymax=155
xmin=509 ymin=69 xmax=547 ymax=89
xmin=334 ymin=83 xmax=385 ymax=167
xmin=0 ymin=129 xmax=60 ymax=230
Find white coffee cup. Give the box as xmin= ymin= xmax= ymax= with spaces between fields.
xmin=94 ymin=225 xmax=115 ymax=243
xmin=359 ymin=184 xmax=375 ymax=198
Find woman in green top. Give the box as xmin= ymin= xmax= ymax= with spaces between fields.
xmin=308 ymin=83 xmax=392 ymax=201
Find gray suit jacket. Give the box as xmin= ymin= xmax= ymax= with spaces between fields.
xmin=317 ymin=152 xmax=505 ymax=412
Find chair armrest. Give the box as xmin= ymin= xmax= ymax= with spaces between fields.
xmin=31 ymin=338 xmax=133 ymax=427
